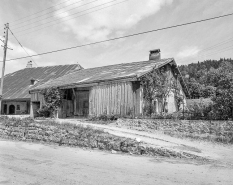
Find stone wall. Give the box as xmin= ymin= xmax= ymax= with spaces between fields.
xmin=0 ymin=118 xmax=207 ymax=160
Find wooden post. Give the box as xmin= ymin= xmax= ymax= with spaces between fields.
xmin=30 ymin=102 xmax=34 ymax=118
xmin=0 ymin=23 xmax=9 ymax=115
xmin=72 ymin=88 xmax=76 ymax=116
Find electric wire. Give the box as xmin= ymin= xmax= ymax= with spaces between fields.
xmin=178 ymin=44 xmax=233 ymax=64
xmin=199 ymin=37 xmax=233 ymax=53
xmin=15 ymin=0 xmax=124 ymax=35
xmin=10 ymin=0 xmax=74 ymax=23
xmin=199 ymin=45 xmax=233 ymax=58
xmin=16 ymin=0 xmax=127 ymax=37
xmin=8 ymin=28 xmax=38 ymax=66
xmin=11 ymin=0 xmax=96 ymax=30
xmin=3 ymin=11 xmax=233 ymax=62
xmin=0 ymin=0 xmax=75 ymax=32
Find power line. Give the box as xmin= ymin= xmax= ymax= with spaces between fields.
xmin=184 ymin=48 xmax=233 ymax=64
xmin=200 ymin=37 xmax=233 ymax=53
xmin=16 ymin=0 xmax=127 ymax=37
xmin=178 ymin=44 xmax=233 ymax=64
xmin=199 ymin=45 xmax=233 ymax=58
xmin=4 ymin=11 xmax=233 ymax=62
xmin=11 ymin=0 xmax=95 ymax=30
xmin=0 ymin=0 xmax=74 ymax=32
xmin=8 ymin=27 xmax=38 ymax=66
xmin=15 ymin=0 xmax=123 ymax=35
xmin=10 ymin=0 xmax=74 ymax=23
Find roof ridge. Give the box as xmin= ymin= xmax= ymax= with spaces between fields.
xmin=30 ymin=58 xmax=175 ymax=92
xmin=2 ymin=63 xmax=81 ymax=77
xmin=30 ymin=63 xmax=80 ymax=68
xmin=34 ymin=59 xmax=165 ymax=83
xmin=68 ymin=58 xmax=174 ymax=70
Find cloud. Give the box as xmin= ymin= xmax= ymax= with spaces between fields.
xmin=0 ymin=36 xmax=38 ymax=59
xmin=54 ymin=0 xmax=173 ymax=42
xmin=0 ymin=36 xmax=38 ymax=75
xmin=177 ymin=47 xmax=200 ymax=59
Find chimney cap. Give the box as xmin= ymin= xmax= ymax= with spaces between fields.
xmin=26 ymin=61 xmax=33 ymax=68
xmin=149 ymin=49 xmax=161 ymax=61
xmin=150 ymin=49 xmax=160 ymax=53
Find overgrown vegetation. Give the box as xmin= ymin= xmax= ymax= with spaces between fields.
xmin=140 ymin=66 xmax=184 ymax=116
xmin=116 ymin=119 xmax=233 ymax=144
xmin=37 ymin=87 xmax=64 ymax=118
xmin=88 ymin=114 xmax=119 ymax=122
xmin=0 ymin=116 xmax=206 ymax=159
xmin=179 ymin=59 xmax=233 ymax=120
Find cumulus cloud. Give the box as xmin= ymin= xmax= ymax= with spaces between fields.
xmin=54 ymin=0 xmax=173 ymax=42
xmin=177 ymin=46 xmax=200 ymax=58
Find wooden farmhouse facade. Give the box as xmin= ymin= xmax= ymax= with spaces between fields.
xmin=29 ymin=50 xmax=189 ymax=118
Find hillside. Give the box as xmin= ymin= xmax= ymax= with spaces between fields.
xmin=178 ymin=58 xmax=233 ymax=120
xmin=179 ymin=58 xmax=233 ymax=81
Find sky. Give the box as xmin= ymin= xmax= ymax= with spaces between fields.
xmin=0 ymin=0 xmax=233 ymax=75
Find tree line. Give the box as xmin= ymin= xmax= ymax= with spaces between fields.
xmin=179 ymin=58 xmax=233 ymax=120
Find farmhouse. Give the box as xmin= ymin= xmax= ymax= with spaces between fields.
xmin=29 ymin=50 xmax=189 ymax=118
xmin=0 ymin=61 xmax=83 ymax=115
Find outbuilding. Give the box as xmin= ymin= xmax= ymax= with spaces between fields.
xmin=29 ymin=50 xmax=189 ymax=118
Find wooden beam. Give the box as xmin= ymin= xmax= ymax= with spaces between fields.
xmin=72 ymin=88 xmax=77 ymax=115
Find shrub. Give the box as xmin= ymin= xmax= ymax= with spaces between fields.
xmin=37 ymin=105 xmax=50 ymax=117
xmin=40 ymin=87 xmax=64 ymax=117
xmin=88 ymin=114 xmax=119 ymax=121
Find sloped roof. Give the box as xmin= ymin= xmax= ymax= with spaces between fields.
xmin=2 ymin=64 xmax=82 ymax=100
xmin=30 ymin=58 xmax=174 ymax=91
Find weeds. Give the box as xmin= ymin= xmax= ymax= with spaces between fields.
xmin=116 ymin=119 xmax=233 ymax=144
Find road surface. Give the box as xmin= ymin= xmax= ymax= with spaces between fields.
xmin=0 ymin=139 xmax=233 ymax=185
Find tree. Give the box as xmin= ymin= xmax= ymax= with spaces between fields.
xmin=40 ymin=87 xmax=64 ymax=117
xmin=211 ymin=62 xmax=233 ymax=119
xmin=200 ymin=86 xmax=216 ymax=98
xmin=185 ymin=78 xmax=202 ymax=99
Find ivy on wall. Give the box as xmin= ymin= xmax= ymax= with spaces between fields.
xmin=140 ymin=66 xmax=184 ymax=115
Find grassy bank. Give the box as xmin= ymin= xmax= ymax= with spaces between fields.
xmin=0 ymin=116 xmax=206 ymax=160
xmin=115 ymin=119 xmax=233 ymax=144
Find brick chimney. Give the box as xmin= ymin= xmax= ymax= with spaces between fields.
xmin=26 ymin=61 xmax=33 ymax=68
xmin=149 ymin=49 xmax=161 ymax=61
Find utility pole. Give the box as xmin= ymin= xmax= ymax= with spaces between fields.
xmin=0 ymin=23 xmax=9 ymax=115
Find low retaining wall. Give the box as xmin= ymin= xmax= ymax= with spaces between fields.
xmin=0 ymin=118 xmax=207 ymax=160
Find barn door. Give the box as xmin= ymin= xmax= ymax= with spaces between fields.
xmin=76 ymin=91 xmax=89 ymax=116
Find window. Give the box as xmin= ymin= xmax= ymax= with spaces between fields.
xmin=16 ymin=105 xmax=20 ymax=110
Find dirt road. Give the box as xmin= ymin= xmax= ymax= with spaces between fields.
xmin=0 ymin=139 xmax=233 ymax=185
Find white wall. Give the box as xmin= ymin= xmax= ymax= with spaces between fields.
xmin=2 ymin=101 xmax=29 ymax=115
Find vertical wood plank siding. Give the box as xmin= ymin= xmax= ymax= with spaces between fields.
xmin=89 ymin=82 xmax=139 ymax=116
xmin=31 ymin=92 xmax=45 ymax=106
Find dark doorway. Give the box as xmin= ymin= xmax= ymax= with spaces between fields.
xmin=76 ymin=90 xmax=89 ymax=117
xmin=9 ymin=105 xmax=15 ymax=115
xmin=3 ymin=104 xmax=7 ymax=114
xmin=32 ymin=102 xmax=40 ymax=117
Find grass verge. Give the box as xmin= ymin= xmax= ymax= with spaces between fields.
xmin=0 ymin=116 xmax=208 ymax=161
xmin=115 ymin=119 xmax=233 ymax=144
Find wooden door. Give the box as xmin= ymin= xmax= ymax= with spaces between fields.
xmin=76 ymin=91 xmax=89 ymax=116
